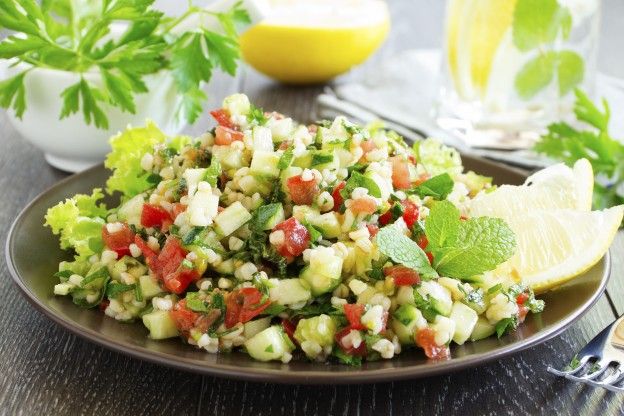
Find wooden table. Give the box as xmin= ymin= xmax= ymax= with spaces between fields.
xmin=2 ymin=1 xmax=624 ymax=414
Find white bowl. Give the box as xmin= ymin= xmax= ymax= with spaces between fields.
xmin=2 ymin=62 xmax=184 ymax=172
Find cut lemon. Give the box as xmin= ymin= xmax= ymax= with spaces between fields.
xmin=503 ymin=206 xmax=623 ymax=293
xmin=446 ymin=0 xmax=517 ymax=99
xmin=240 ymin=0 xmax=389 ymax=84
xmin=468 ymin=159 xmax=593 ymax=218
xmin=468 ymin=158 xmax=620 ymax=293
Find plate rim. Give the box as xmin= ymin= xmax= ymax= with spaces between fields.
xmin=5 ymin=162 xmax=612 ymax=385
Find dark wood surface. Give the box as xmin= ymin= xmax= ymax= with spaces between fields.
xmin=2 ymin=1 xmax=624 ymax=415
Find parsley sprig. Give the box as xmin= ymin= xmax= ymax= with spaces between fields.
xmin=534 ymin=89 xmax=624 ymax=211
xmin=0 ymin=0 xmax=250 ymax=129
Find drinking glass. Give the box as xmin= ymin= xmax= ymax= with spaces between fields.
xmin=435 ymin=0 xmax=601 ymax=149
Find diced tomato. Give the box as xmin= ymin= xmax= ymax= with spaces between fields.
xmin=390 ymin=156 xmax=411 ymax=190
xmin=360 ymin=140 xmax=377 ymax=153
xmin=417 ymin=235 xmax=434 ymax=264
xmin=332 ymin=182 xmax=346 ymax=210
xmin=99 ymin=299 xmax=110 ymax=312
xmin=224 ymin=288 xmax=271 ymax=328
xmin=215 ymin=125 xmax=245 ymax=145
xmin=273 ymin=217 xmax=311 ymax=257
xmin=518 ymin=305 xmax=529 ymax=323
xmin=133 ymin=235 xmax=159 ymax=272
xmin=379 ymin=210 xmax=392 ymax=225
xmin=171 ymin=203 xmax=187 ymax=220
xmin=210 ymin=109 xmax=235 ymax=129
xmin=401 ymin=200 xmax=420 ymax=228
xmin=366 ymin=224 xmax=379 ymax=237
xmin=286 ymin=174 xmax=319 ymax=205
xmin=415 ymin=328 xmax=450 ymax=360
xmin=350 ymin=197 xmax=377 ymax=214
xmin=408 ymin=154 xmax=417 ymax=164
xmin=384 ymin=265 xmax=421 ymax=286
xmin=344 ymin=304 xmax=366 ymax=330
xmin=158 ymin=237 xmax=199 ymax=294
xmin=282 ymin=318 xmax=298 ymax=344
xmin=170 ymin=299 xmax=200 ymax=332
xmin=102 ymin=223 xmax=134 ymax=258
xmin=141 ymin=203 xmax=172 ymax=229
xmin=335 ymin=327 xmax=367 ymax=357
xmin=516 ymin=292 xmax=529 ymax=305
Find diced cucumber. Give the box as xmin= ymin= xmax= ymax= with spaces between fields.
xmin=212 ymin=145 xmax=248 ymax=170
xmin=250 ymin=150 xmax=281 ymax=178
xmin=267 ymin=117 xmax=293 ymax=142
xmin=292 ymin=152 xmax=312 ymax=169
xmin=142 ymin=310 xmax=180 ymax=340
xmin=244 ymin=325 xmax=295 ymax=362
xmin=239 ymin=175 xmax=272 ymax=196
xmin=214 ymin=259 xmax=235 ymax=275
xmin=299 ymin=250 xmax=343 ymax=296
xmin=255 ymin=203 xmax=285 ymax=230
xmin=243 ymin=317 xmax=271 ymax=339
xmin=395 ymin=286 xmax=416 ymax=306
xmin=292 ymin=205 xmax=320 ymax=223
xmin=223 ymin=93 xmax=250 ymax=116
xmin=449 ymin=302 xmax=478 ymax=345
xmin=462 ymin=289 xmax=487 ymax=315
xmin=392 ymin=304 xmax=426 ymax=344
xmin=214 ymin=201 xmax=252 ymax=236
xmin=310 ymin=150 xmax=338 ymax=170
xmin=117 ymin=194 xmax=144 ymax=226
xmin=252 ymin=126 xmax=273 ymax=151
xmin=470 ymin=317 xmax=496 ymax=341
xmin=364 ymin=170 xmax=392 ymax=200
xmin=139 ymin=275 xmax=163 ymax=300
xmin=294 ymin=314 xmax=337 ymax=357
xmin=417 ymin=281 xmax=453 ymax=317
xmin=269 ymin=278 xmax=311 ymax=305
xmin=309 ymin=212 xmax=341 ymax=239
xmin=438 ymin=277 xmax=467 ymax=301
xmin=54 ymin=282 xmax=73 ymax=296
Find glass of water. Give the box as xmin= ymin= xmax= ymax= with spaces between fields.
xmin=435 ymin=0 xmax=601 ymax=149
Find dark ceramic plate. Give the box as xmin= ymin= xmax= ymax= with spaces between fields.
xmin=6 ymin=156 xmax=610 ymax=384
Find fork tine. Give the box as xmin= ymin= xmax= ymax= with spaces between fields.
xmin=580 ymin=360 xmax=611 ymax=381
xmin=547 ymin=355 xmax=594 ymax=377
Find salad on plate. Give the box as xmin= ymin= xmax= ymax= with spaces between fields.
xmin=45 ymin=93 xmax=578 ymax=365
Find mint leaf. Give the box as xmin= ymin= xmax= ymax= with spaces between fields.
xmin=432 ymin=217 xmax=516 ymax=280
xmin=375 ymin=225 xmax=438 ymax=280
xmin=409 ymin=173 xmax=454 ymax=200
xmin=512 ymin=0 xmax=566 ymax=51
xmin=341 ymin=171 xmax=382 ymax=199
xmin=558 ymin=51 xmax=584 ymax=96
xmin=105 ymin=282 xmax=135 ymax=298
xmin=515 ymin=52 xmax=556 ymax=99
xmin=425 ymin=201 xmax=461 ymax=249
xmin=495 ymin=317 xmax=517 ymax=338
xmin=425 ymin=201 xmax=516 ymax=279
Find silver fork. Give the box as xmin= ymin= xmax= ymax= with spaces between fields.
xmin=548 ymin=315 xmax=624 ymax=391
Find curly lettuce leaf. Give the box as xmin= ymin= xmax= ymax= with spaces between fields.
xmin=44 ymin=189 xmax=107 ymax=258
xmin=413 ymin=138 xmax=463 ymax=177
xmin=104 ymin=121 xmax=167 ymax=197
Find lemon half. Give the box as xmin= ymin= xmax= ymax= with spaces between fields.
xmin=240 ymin=0 xmax=390 ymax=84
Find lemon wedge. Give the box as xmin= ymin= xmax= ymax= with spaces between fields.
xmin=468 ymin=158 xmax=621 ymax=293
xmin=240 ymin=0 xmax=390 ymax=84
xmin=469 ymin=159 xmax=593 ymax=218
xmin=504 ymin=206 xmax=623 ymax=293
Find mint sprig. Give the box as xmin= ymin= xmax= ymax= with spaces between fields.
xmin=425 ymin=201 xmax=516 ymax=280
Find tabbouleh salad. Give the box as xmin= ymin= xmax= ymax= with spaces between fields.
xmin=44 ymin=94 xmax=543 ymax=365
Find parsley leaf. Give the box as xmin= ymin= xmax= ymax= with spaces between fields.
xmin=204 ymin=157 xmax=221 ymax=187
xmin=278 ymin=145 xmax=295 ymax=170
xmin=425 ymin=201 xmax=516 ymax=280
xmin=341 ymin=171 xmax=382 ymax=199
xmin=534 ymin=89 xmax=624 ymax=211
xmin=408 ymin=173 xmax=454 ymax=200
xmin=375 ymin=225 xmax=438 ymax=280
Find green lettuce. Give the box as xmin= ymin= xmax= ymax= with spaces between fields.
xmin=413 ymin=138 xmax=463 ymax=177
xmin=44 ymin=189 xmax=107 ymax=258
xmin=104 ymin=121 xmax=167 ymax=197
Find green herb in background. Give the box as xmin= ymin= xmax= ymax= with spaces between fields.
xmin=534 ymin=89 xmax=624 ymax=210
xmin=0 ymin=0 xmax=250 ymax=129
